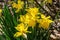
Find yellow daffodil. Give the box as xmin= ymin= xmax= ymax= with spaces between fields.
xmin=26 ymin=7 xmax=39 ymax=17
xmin=19 ymin=13 xmax=36 ymax=27
xmin=0 ymin=9 xmax=2 ymax=16
xmin=47 ymin=0 xmax=52 ymax=4
xmin=12 ymin=3 xmax=17 ymax=8
xmin=12 ymin=0 xmax=24 ymax=13
xmin=43 ymin=0 xmax=52 ymax=4
xmin=38 ymin=14 xmax=53 ymax=29
xmin=14 ymin=23 xmax=31 ymax=37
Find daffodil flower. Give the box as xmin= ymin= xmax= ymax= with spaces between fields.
xmin=38 ymin=14 xmax=53 ymax=29
xmin=19 ymin=13 xmax=36 ymax=27
xmin=26 ymin=7 xmax=39 ymax=17
xmin=14 ymin=23 xmax=31 ymax=37
xmin=12 ymin=0 xmax=24 ymax=13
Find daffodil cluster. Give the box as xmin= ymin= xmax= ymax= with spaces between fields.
xmin=14 ymin=7 xmax=38 ymax=37
xmin=14 ymin=7 xmax=53 ymax=37
xmin=0 ymin=0 xmax=56 ymax=40
xmin=19 ymin=7 xmax=39 ymax=27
